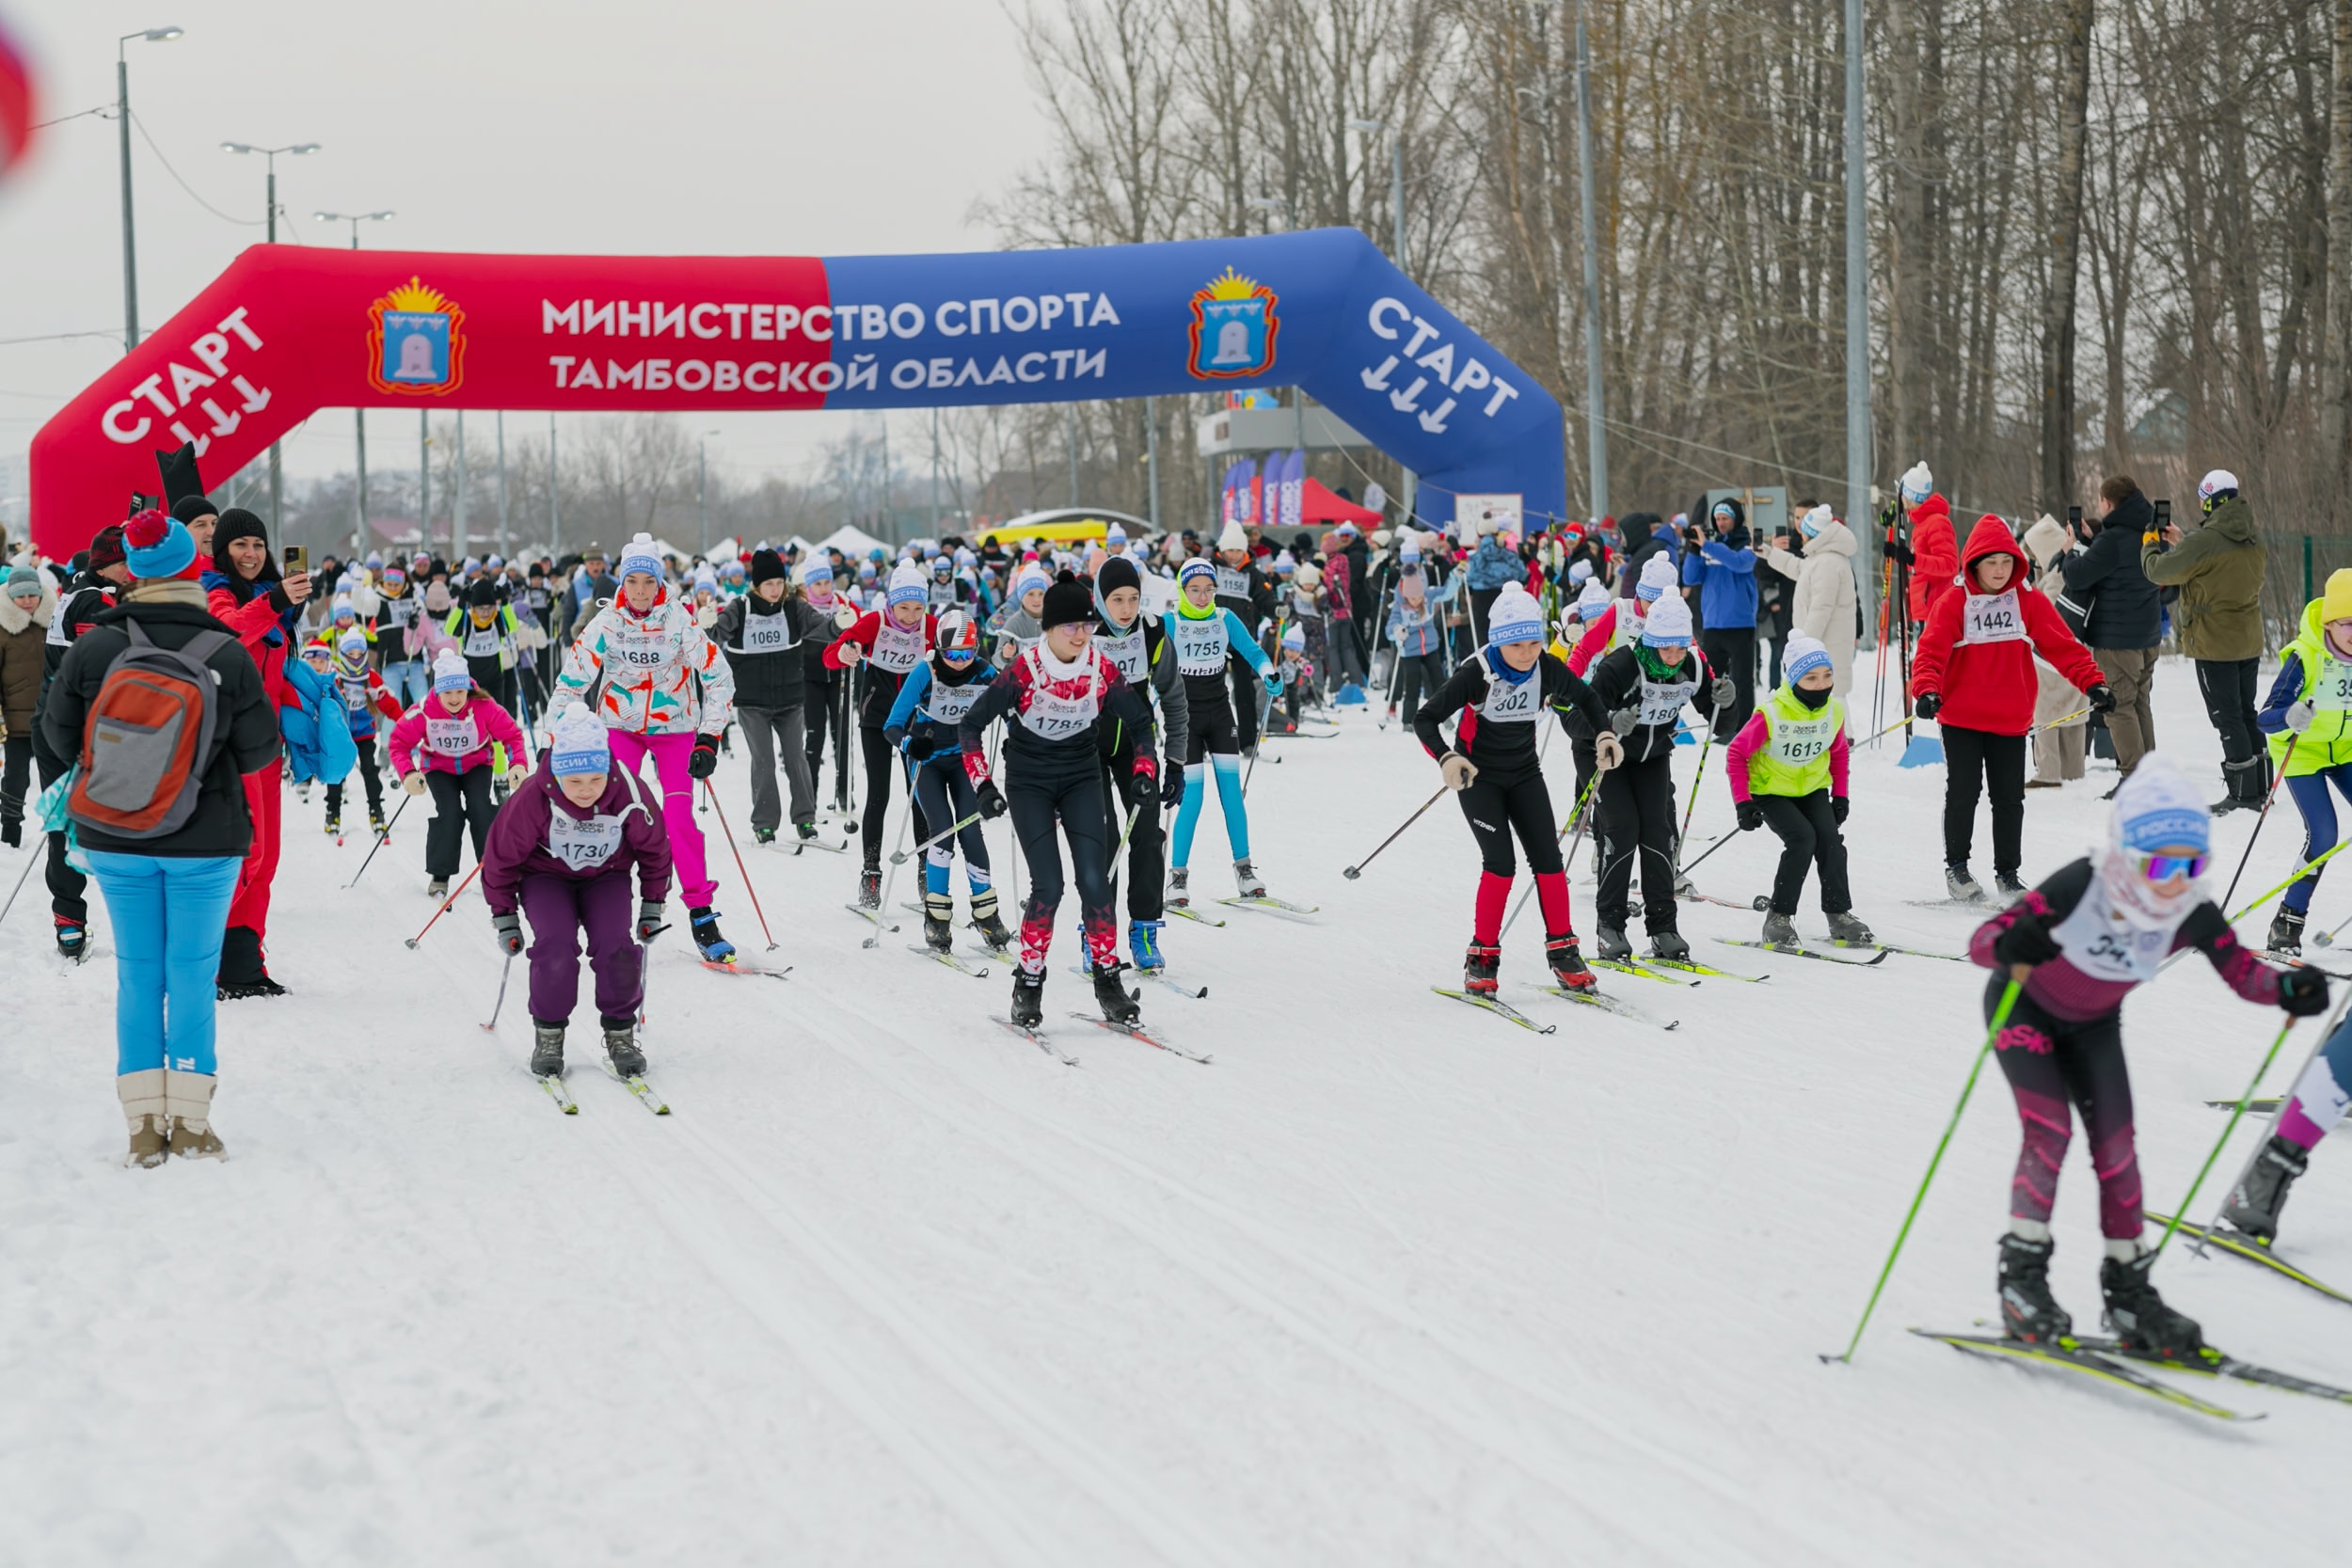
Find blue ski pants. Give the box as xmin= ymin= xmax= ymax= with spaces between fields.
xmin=86 ymin=851 xmax=242 ymax=1077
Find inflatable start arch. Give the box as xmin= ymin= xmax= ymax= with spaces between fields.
xmin=29 ymin=228 xmax=1563 ymax=559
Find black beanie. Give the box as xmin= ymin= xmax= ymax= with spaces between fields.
xmin=1096 ymin=556 xmax=1141 ymax=600
xmin=466 ymin=576 xmax=502 ymax=609
xmin=215 ymin=507 xmax=268 ymax=547
xmin=87 ymin=525 xmax=126 ymax=571
xmin=1040 ymin=571 xmax=1096 ymax=630
xmin=751 ymin=547 xmax=788 ymax=586
xmin=170 ymin=494 xmax=219 ymax=525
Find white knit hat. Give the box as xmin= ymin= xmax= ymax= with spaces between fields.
xmin=431 ymin=647 xmax=471 ymax=692
xmin=617 ymin=532 xmax=663 ymax=582
xmin=1637 ymin=553 xmax=1679 ymax=601
xmin=548 ymin=703 xmax=612 ymax=778
xmin=1899 ymin=463 xmax=1933 ymax=505
xmin=886 ymin=560 xmax=928 ymax=609
xmin=1218 ymin=522 xmax=1248 ymax=551
xmin=1486 ymin=582 xmax=1544 ymax=647
xmin=1642 ymin=595 xmax=1694 ymax=646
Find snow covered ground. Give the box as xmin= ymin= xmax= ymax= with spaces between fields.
xmin=8 ymin=657 xmax=2352 ymax=1567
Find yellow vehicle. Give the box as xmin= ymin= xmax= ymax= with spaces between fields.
xmin=975 ymin=508 xmax=1156 ymax=550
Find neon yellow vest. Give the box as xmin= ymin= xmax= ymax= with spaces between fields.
xmin=1745 ymin=684 xmax=1845 ymax=798
xmin=2272 ymin=597 xmax=2352 ymax=775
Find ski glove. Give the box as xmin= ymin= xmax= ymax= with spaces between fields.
xmin=2288 ymin=701 xmax=2316 ymax=733
xmin=402 ymin=772 xmax=427 ymax=797
xmin=1263 ymin=667 xmax=1284 ymax=695
xmin=1833 ymin=795 xmax=1851 ymax=825
xmin=688 ymin=734 xmax=721 ymax=780
xmin=1131 ymin=752 xmax=1158 ymax=785
xmin=2281 ymin=964 xmax=2331 ymax=1017
xmin=637 ymin=900 xmax=666 ymax=943
xmin=1709 ymin=675 xmax=1736 ymax=708
xmin=1883 ymin=537 xmax=1915 ymax=566
xmin=2087 ymin=683 xmax=2117 ymax=715
xmin=1159 ymin=766 xmax=1187 ymax=809
xmin=976 ymin=778 xmax=1009 ymax=820
xmin=1594 ymin=732 xmax=1624 ymax=772
xmin=1735 ymin=800 xmax=1765 ymax=832
xmin=1439 ymin=752 xmax=1479 ymax=792
xmin=834 ymin=641 xmax=864 ymax=667
xmin=1609 ymin=706 xmax=1640 ymax=737
xmin=492 ymin=911 xmax=524 ymax=957
xmin=1990 ymin=911 xmax=2061 ymax=969
xmin=1913 ymin=691 xmax=1942 ymax=721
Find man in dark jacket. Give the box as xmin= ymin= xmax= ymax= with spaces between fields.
xmin=2144 ymin=468 xmax=2269 ymax=809
xmin=711 ymin=547 xmax=835 ymax=844
xmin=2058 ymin=476 xmax=2164 ymax=782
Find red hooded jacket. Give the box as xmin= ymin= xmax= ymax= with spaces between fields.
xmin=1910 ymin=514 xmax=2100 ymax=736
xmin=1902 ymin=493 xmax=1961 ymax=624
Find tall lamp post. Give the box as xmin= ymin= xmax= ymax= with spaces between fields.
xmin=697 ymin=430 xmax=722 ymax=554
xmin=222 ymin=139 xmax=320 ymax=532
xmin=117 ymin=25 xmax=184 ymax=354
xmin=316 ymin=209 xmax=394 ymax=558
xmin=1349 ymin=117 xmax=1415 ymax=524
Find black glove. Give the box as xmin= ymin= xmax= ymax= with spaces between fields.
xmin=688 ymin=734 xmax=721 ymax=780
xmin=492 ymin=911 xmax=524 ymax=956
xmin=1735 ymin=800 xmax=1765 ymax=832
xmin=2087 ymin=683 xmax=2117 ymax=715
xmin=1832 ymin=795 xmax=1850 ymax=825
xmin=1883 ymin=537 xmax=1915 ymax=567
xmin=1991 ymin=911 xmax=2061 ymax=969
xmin=977 ymin=778 xmax=1008 ymax=820
xmin=2280 ymin=964 xmax=2331 ymax=1018
xmin=1914 ymin=691 xmax=1942 ymax=721
xmin=1160 ymin=763 xmax=1187 ymax=809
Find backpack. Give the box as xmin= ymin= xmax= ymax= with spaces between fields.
xmin=68 ymin=619 xmax=232 ymax=838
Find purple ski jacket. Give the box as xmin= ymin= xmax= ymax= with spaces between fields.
xmin=481 ymin=763 xmax=673 ymax=916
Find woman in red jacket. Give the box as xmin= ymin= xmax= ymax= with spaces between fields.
xmin=1911 ymin=513 xmax=2112 ymax=903
xmin=201 ymin=507 xmax=313 ymax=997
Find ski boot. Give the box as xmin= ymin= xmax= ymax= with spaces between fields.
xmin=1945 ymin=864 xmax=1984 ymax=903
xmin=1595 ymin=923 xmax=1632 ymax=962
xmin=604 ymin=1021 xmax=647 ymax=1079
xmin=972 ymin=891 xmax=1014 ymax=952
xmin=1993 ymin=869 xmax=2028 ymax=903
xmin=1233 ymin=859 xmax=1264 ymax=899
xmin=1545 ymin=932 xmax=1595 ymax=991
xmin=2268 ymin=907 xmax=2306 ymax=958
xmin=428 ymin=877 xmax=450 ymax=900
xmin=1167 ymin=865 xmax=1190 ymax=908
xmin=1995 ymin=1232 xmax=2071 ymax=1344
xmin=1648 ymin=927 xmax=1692 ymax=962
xmin=1009 ymin=966 xmax=1046 ymax=1029
xmin=755 ymin=826 xmax=777 ymax=846
xmin=54 ymin=915 xmax=87 ymax=961
xmin=689 ymin=906 xmax=735 ymax=965
xmin=369 ymin=809 xmax=388 ymax=837
xmin=922 ymin=891 xmax=955 ymax=952
xmin=2100 ymin=1247 xmax=2204 ymax=1360
xmin=1825 ymin=910 xmax=1875 ymax=945
xmin=858 ymin=851 xmax=882 ymax=911
xmin=1129 ymin=919 xmax=1166 ymax=972
xmin=1464 ymin=940 xmax=1502 ymax=996
xmin=1759 ymin=911 xmax=1801 ymax=948
xmin=795 ymin=821 xmax=820 ymax=845
xmin=2222 ymin=1133 xmax=2310 ymax=1245
xmin=1092 ymin=960 xmax=1141 ymax=1023
xmin=324 ymin=812 xmax=340 ymax=837
xmin=294 ymin=781 xmax=311 ymax=805
xmin=531 ymin=1022 xmax=565 ymax=1077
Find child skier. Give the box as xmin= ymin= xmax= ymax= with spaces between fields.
xmin=824 ymin=560 xmax=937 ymax=908
xmin=957 ymin=573 xmax=1168 ymax=1026
xmin=1910 ymin=513 xmax=2112 ymax=903
xmin=390 ymin=649 xmax=529 ymax=897
xmin=283 ymin=642 xmax=359 ymax=827
xmin=1166 ymin=558 xmax=1281 ymax=905
xmin=554 ymin=532 xmax=740 ymax=961
xmin=483 ymin=703 xmax=672 ymax=1082
xmin=884 ymin=608 xmax=1012 ymax=952
xmin=1724 ymin=633 xmax=1872 ymax=946
xmin=2223 ymin=1003 xmax=2352 ymax=1245
xmin=1089 ymin=556 xmax=1190 ymax=971
xmin=2254 ymin=567 xmax=2352 ymax=955
xmin=1967 ymin=755 xmax=2327 ymax=1353
xmin=1413 ymin=581 xmax=1617 ymax=993
xmin=1384 ymin=541 xmax=1456 ymax=723
xmin=322 ymin=626 xmax=403 ymax=836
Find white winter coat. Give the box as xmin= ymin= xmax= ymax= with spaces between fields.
xmin=1764 ymin=519 xmax=1858 ymax=698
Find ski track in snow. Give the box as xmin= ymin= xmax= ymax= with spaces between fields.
xmin=8 ymin=665 xmax=2352 ymax=1564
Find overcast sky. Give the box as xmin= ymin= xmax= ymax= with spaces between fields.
xmin=0 ymin=0 xmax=1053 ymax=508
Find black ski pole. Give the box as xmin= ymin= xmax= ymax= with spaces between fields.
xmin=2218 ymin=732 xmax=2297 ymax=911
xmin=0 ymin=842 xmax=39 ymax=926
xmin=344 ymin=793 xmax=413 ymax=890
xmin=1343 ymin=784 xmax=1449 ymax=879
xmin=1676 ymin=827 xmax=1742 ymax=879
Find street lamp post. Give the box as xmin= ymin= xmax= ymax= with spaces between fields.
xmin=1349 ymin=118 xmax=1415 ymax=523
xmin=224 ymin=139 xmax=320 ymax=532
xmin=698 ymin=431 xmax=722 ymax=554
xmin=316 ymin=210 xmax=393 ymax=558
xmin=117 ymin=26 xmax=183 ymax=354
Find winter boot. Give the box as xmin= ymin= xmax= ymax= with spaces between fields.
xmin=1464 ymin=940 xmax=1502 ymax=996
xmin=1129 ymin=919 xmax=1166 ymax=972
xmin=604 ymin=1021 xmax=647 ymax=1079
xmin=531 ymin=1022 xmax=566 ymax=1077
xmin=165 ymin=1069 xmax=222 ymax=1160
xmin=1945 ymin=864 xmax=1985 ymax=903
xmin=858 ymin=852 xmax=882 ymax=911
xmin=1596 ymin=923 xmax=1632 ymax=962
xmin=118 ymin=1069 xmax=168 ymax=1170
xmin=1167 ymin=865 xmax=1190 ymax=908
xmin=1009 ymin=966 xmax=1047 ymax=1029
xmin=1648 ymin=927 xmax=1692 ymax=962
xmin=2222 ymin=1133 xmax=2310 ymax=1245
xmin=1233 ymin=859 xmax=1264 ymax=899
xmin=428 ymin=877 xmax=451 ymax=900
xmin=689 ymin=906 xmax=735 ymax=964
xmin=972 ymin=889 xmax=1014 ymax=951
xmin=2268 ymin=907 xmax=2306 ymax=958
xmin=755 ymin=826 xmax=777 ymax=846
xmin=1995 ymin=1232 xmax=2071 ymax=1344
xmin=1545 ymin=932 xmax=1595 ymax=991
xmin=215 ymin=925 xmax=286 ymax=1000
xmin=0 ymin=816 xmax=19 ymax=848
xmin=2100 ymin=1248 xmax=2204 ymax=1359
xmin=1993 ymin=870 xmax=2028 ymax=902
xmin=1092 ymin=961 xmax=1141 ymax=1023
xmin=54 ymin=914 xmax=87 ymax=961
xmin=922 ymin=891 xmax=955 ymax=952
xmin=1760 ymin=911 xmax=1801 ymax=948
xmin=1825 ymin=910 xmax=1876 ymax=946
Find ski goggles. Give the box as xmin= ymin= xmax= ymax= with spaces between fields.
xmin=2131 ymin=849 xmax=2207 ymax=882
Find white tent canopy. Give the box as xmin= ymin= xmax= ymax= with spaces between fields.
xmin=813 ymin=524 xmax=893 ymax=560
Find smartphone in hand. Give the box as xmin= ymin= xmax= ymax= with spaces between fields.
xmin=2153 ymin=499 xmax=2171 ymax=529
xmin=281 ymin=545 xmax=307 ymax=575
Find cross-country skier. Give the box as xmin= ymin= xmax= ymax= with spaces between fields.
xmin=2254 ymin=567 xmax=2352 ymax=955
xmin=2223 ymin=1004 xmax=2352 ymax=1244
xmin=1213 ymin=521 xmax=1278 ymax=753
xmin=1966 ymin=754 xmax=2326 ymax=1354
xmin=390 ymin=648 xmax=529 ymax=897
xmin=1089 ymin=555 xmax=1190 ymax=971
xmin=1414 ymin=581 xmax=1617 ymax=993
xmin=956 ymin=573 xmax=1168 ymax=1027
xmin=1165 ymin=558 xmax=1280 ymax=906
xmin=1723 ymin=633 xmax=1873 ymax=946
xmin=551 ymin=532 xmax=739 ymax=961
xmin=482 ymin=703 xmax=672 ymax=1082
xmin=319 ymin=626 xmax=402 ymax=836
xmin=824 ymin=560 xmax=937 ymax=909
xmin=883 ymin=608 xmax=1011 ymax=952
xmin=711 ymin=547 xmax=834 ymax=846
xmin=1384 ymin=539 xmax=1458 ymax=725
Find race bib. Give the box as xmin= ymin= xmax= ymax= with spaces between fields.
xmin=1170 ymin=613 xmax=1229 ymax=678
xmin=737 ymin=611 xmax=794 ymax=655
xmin=1477 ymin=666 xmax=1540 ymax=722
xmin=2051 ymin=881 xmax=2182 ymax=984
xmin=604 ymin=620 xmax=672 ymax=673
xmin=1636 ymin=674 xmax=1697 ymax=727
xmin=1214 ymin=565 xmax=1251 ymax=601
xmin=1019 ymin=657 xmax=1103 ymax=741
xmin=2315 ymin=657 xmax=2352 ymax=712
xmin=337 ymin=673 xmax=373 ymax=714
xmin=922 ymin=676 xmax=987 ymax=725
xmin=425 ymin=715 xmax=480 ymax=757
xmin=547 ymin=810 xmax=625 ymax=872
xmin=381 ymin=595 xmax=417 ymax=627
xmin=463 ymin=625 xmax=501 ymax=658
xmin=871 ymin=615 xmax=927 ymax=673
xmin=1961 ymin=590 xmax=2026 ymax=644
xmin=1768 ymin=711 xmax=1838 ymax=766
xmin=1096 ymin=625 xmax=1148 ymax=683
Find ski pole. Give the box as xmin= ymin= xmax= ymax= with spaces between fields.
xmin=1243 ymin=681 xmax=1277 ymax=796
xmin=2153 ymin=1012 xmax=2308 ymax=1259
xmin=1853 ymin=713 xmax=1913 ymax=748
xmin=2217 ymin=733 xmax=2297 ymax=911
xmin=404 ymin=861 xmax=485 ymax=949
xmin=343 ymin=793 xmax=412 ymax=889
xmin=889 ymin=809 xmax=982 ymax=865
xmin=2312 ymin=905 xmax=2352 ymax=948
xmin=2227 ymin=839 xmax=2347 ymax=926
xmin=1502 ymin=764 xmax=1607 ymax=938
xmin=1343 ymin=784 xmax=1450 ymax=879
xmin=862 ymin=758 xmax=920 ymax=950
xmin=2186 ymin=990 xmax=2349 ymax=1256
xmin=1676 ymin=826 xmax=1742 ymax=879
xmin=481 ymin=951 xmax=515 ymax=1034
xmin=1115 ymin=800 xmax=1144 ymax=856
xmin=1823 ymin=970 xmax=2027 ymax=1365
xmin=702 ymin=777 xmax=777 ymax=951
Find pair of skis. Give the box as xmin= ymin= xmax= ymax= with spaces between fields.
xmin=1590 ymin=952 xmax=1769 ymax=986
xmin=1433 ymin=981 xmax=1680 ymax=1032
xmin=996 ymin=1008 xmax=1213 ymax=1066
xmin=2146 ymin=1210 xmax=2352 ymax=1307
xmin=535 ymin=1060 xmax=669 ymax=1116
